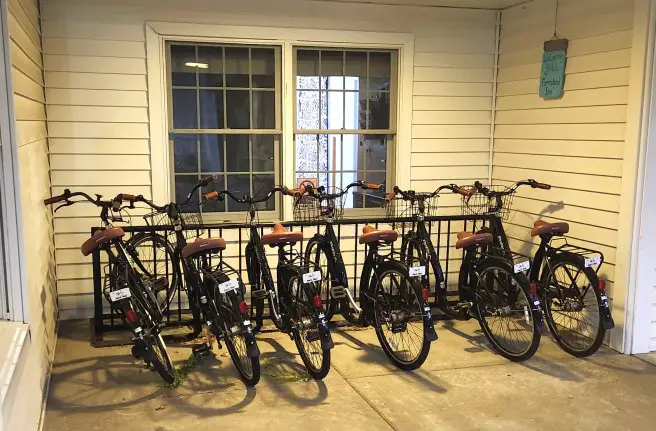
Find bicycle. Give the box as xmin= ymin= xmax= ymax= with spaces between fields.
xmin=466 ymin=180 xmax=614 ymax=357
xmin=44 ymin=190 xmax=175 ymax=383
xmin=113 ymin=177 xmax=261 ymax=386
xmin=203 ymin=185 xmax=333 ymax=379
xmin=295 ymin=181 xmax=381 ymax=324
xmin=388 ymin=185 xmax=542 ymax=362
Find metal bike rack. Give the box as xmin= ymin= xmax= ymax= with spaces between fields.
xmin=90 ymin=214 xmax=492 ymax=346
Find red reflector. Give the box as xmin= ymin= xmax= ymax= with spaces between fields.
xmin=313 ymin=295 xmax=322 ymax=308
xmin=125 ymin=309 xmax=137 ymax=323
xmin=239 ymin=301 xmax=248 ymax=314
xmin=529 ymin=283 xmax=538 ymax=294
xmin=598 ymin=279 xmax=606 ymax=291
xmin=422 ymin=288 xmax=430 ymax=300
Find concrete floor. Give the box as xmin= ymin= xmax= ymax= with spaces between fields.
xmin=44 ymin=320 xmax=656 ymax=431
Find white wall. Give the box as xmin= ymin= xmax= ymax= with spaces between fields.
xmin=493 ymin=0 xmax=644 ymax=351
xmin=5 ymin=0 xmax=57 ymax=429
xmin=40 ymin=0 xmax=498 ymax=319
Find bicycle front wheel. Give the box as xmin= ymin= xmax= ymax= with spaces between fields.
xmin=144 ymin=331 xmax=175 ymax=384
xmin=371 ymin=261 xmax=431 ymax=370
xmin=541 ymin=256 xmax=605 ymax=357
xmin=473 ymin=259 xmax=540 ymax=362
xmin=305 ymin=238 xmax=336 ymax=321
xmin=288 ymin=276 xmax=331 ymax=380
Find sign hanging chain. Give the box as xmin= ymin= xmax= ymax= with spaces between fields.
xmin=553 ymin=0 xmax=560 ymax=39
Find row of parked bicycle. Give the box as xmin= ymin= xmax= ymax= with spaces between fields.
xmin=44 ymin=177 xmax=614 ymax=385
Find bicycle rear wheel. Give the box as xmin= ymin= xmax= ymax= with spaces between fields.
xmin=371 ymin=261 xmax=431 ymax=370
xmin=541 ymin=256 xmax=605 ymax=357
xmin=473 ymin=259 xmax=540 ymax=362
xmin=289 ymin=276 xmax=331 ymax=379
xmin=304 ymin=238 xmax=336 ymax=321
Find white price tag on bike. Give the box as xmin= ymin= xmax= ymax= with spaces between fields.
xmin=514 ymin=260 xmax=530 ymax=273
xmin=409 ymin=266 xmax=426 ymax=277
xmin=584 ymin=255 xmax=601 ymax=268
xmin=219 ymin=278 xmax=240 ymax=294
xmin=303 ymin=271 xmax=322 ymax=284
xmin=109 ymin=287 xmax=131 ymax=302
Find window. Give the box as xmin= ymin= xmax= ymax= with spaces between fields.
xmin=294 ymin=48 xmax=396 ymax=209
xmin=167 ymin=43 xmax=281 ymax=214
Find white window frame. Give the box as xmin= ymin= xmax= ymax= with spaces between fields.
xmin=146 ymin=22 xmax=413 ymax=220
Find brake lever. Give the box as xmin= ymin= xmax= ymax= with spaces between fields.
xmin=54 ymin=200 xmax=74 ymax=213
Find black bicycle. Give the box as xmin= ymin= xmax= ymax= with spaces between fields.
xmin=204 ymin=186 xmax=333 ymax=379
xmin=115 ymin=177 xmax=261 ymax=386
xmin=296 ymin=181 xmax=381 ymax=323
xmin=44 ymin=190 xmax=175 ymax=383
xmin=389 ymin=185 xmax=542 ymax=362
xmin=467 ymin=180 xmax=614 ymax=357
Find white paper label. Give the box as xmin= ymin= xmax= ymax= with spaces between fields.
xmin=409 ymin=266 xmax=426 ymax=277
xmin=585 ymin=255 xmax=602 ymax=268
xmin=109 ymin=287 xmax=131 ymax=302
xmin=303 ymin=271 xmax=322 ymax=283
xmin=219 ymin=278 xmax=240 ymax=294
xmin=514 ymin=260 xmax=530 ymax=273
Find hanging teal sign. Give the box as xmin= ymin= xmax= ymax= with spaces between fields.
xmin=539 ymin=39 xmax=568 ymax=100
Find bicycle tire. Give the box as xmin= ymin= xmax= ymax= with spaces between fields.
xmin=143 ymin=330 xmax=175 ymax=384
xmin=473 ymin=258 xmax=540 ymax=362
xmin=210 ymin=272 xmax=261 ymax=386
xmin=304 ymin=238 xmax=336 ymax=321
xmin=371 ymin=260 xmax=431 ymax=370
xmin=540 ymin=255 xmax=605 ymax=357
xmin=124 ymin=233 xmax=180 ymax=310
xmin=288 ymin=275 xmax=331 ymax=379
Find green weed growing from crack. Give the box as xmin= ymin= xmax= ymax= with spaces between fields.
xmin=167 ymin=353 xmax=201 ymax=388
xmin=260 ymin=357 xmax=309 ymax=382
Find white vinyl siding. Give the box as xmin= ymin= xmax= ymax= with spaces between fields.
xmin=492 ymin=0 xmax=635 ymax=323
xmin=41 ymin=0 xmax=496 ymax=319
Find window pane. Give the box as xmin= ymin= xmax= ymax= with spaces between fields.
xmin=295 ymin=134 xmax=318 ymax=173
xmin=200 ymin=134 xmax=223 ymax=172
xmin=320 ymin=50 xmax=343 ymax=90
xmin=199 ymin=90 xmax=224 ymax=129
xmin=226 ymin=90 xmax=250 ymax=128
xmin=170 ymin=45 xmax=196 ymax=87
xmin=226 ymin=174 xmax=251 ymax=211
xmin=203 ymin=175 xmax=225 ymax=213
xmin=252 ymin=91 xmax=275 ymax=129
xmin=296 ymin=91 xmax=320 ymax=129
xmin=362 ymin=135 xmax=387 ymax=171
xmin=173 ymin=134 xmax=198 ymax=173
xmin=172 ymin=89 xmax=197 ymax=129
xmin=252 ymin=135 xmax=274 ymax=172
xmin=253 ymin=174 xmax=275 ymax=210
xmin=252 ymin=48 xmax=275 ymax=88
xmin=297 ymin=50 xmax=319 ymax=90
xmin=368 ymin=92 xmax=390 ymax=129
xmin=175 ymin=175 xmax=200 ymax=210
xmin=345 ymin=51 xmax=367 ymax=91
xmin=369 ymin=51 xmax=391 ymax=91
xmin=324 ymin=91 xmax=344 ymax=129
xmin=198 ymin=46 xmax=223 ymax=87
xmin=225 ymin=47 xmax=249 ymax=88
xmin=225 ymin=135 xmax=250 ymax=172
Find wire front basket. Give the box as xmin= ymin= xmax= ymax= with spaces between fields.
xmin=143 ymin=206 xmax=203 ymax=240
xmin=292 ymin=187 xmax=346 ymax=222
xmin=461 ymin=185 xmax=514 ymax=221
xmin=383 ymin=196 xmax=439 ymax=221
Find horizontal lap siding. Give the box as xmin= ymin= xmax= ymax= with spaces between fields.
xmin=493 ymin=0 xmax=634 ymax=305
xmin=41 ymin=0 xmax=496 ymax=318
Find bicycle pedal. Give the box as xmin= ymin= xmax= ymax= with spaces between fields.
xmin=330 ymin=286 xmax=347 ymax=299
xmin=391 ymin=321 xmax=407 ymax=334
xmin=251 ymin=289 xmax=268 ymax=300
xmin=192 ymin=343 xmax=212 ymax=358
xmin=305 ymin=329 xmax=321 ymax=342
xmin=151 ymin=277 xmax=169 ymax=292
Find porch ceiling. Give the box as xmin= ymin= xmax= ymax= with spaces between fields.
xmin=302 ymin=0 xmax=529 ymax=10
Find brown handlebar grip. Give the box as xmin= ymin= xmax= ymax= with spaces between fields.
xmin=365 ymin=183 xmax=382 ymax=190
xmin=454 ymin=186 xmax=474 ymax=197
xmin=285 ymin=185 xmax=306 ymax=196
xmin=536 ymin=182 xmax=551 ymax=190
xmin=44 ymin=195 xmax=66 ymax=205
xmin=120 ymin=193 xmax=136 ymax=201
xmin=385 ymin=191 xmax=397 ymax=201
xmin=203 ymin=191 xmax=219 ymax=201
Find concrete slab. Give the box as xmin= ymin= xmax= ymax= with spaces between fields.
xmin=44 ymin=320 xmax=656 ymax=431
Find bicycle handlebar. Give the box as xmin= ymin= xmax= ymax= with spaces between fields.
xmin=386 ymin=183 xmax=471 ymax=202
xmin=203 ymin=186 xmax=290 ymax=204
xmin=44 ymin=189 xmax=111 ymax=208
xmin=303 ymin=181 xmax=382 ymax=200
xmin=473 ymin=179 xmax=552 ymax=196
